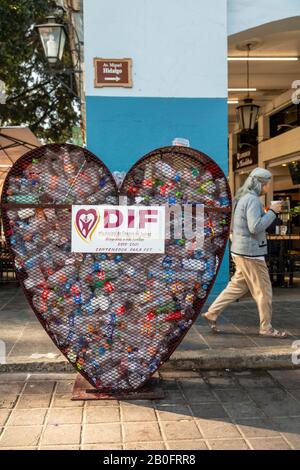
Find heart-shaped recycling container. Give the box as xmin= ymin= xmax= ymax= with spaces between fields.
xmin=1 ymin=144 xmax=231 ymax=392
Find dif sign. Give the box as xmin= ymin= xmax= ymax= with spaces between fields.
xmin=71 ymin=205 xmax=165 ymax=253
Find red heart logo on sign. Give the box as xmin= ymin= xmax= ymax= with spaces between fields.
xmin=75 ymin=208 xmax=99 ymax=240
xmin=1 ymin=144 xmax=231 ymax=392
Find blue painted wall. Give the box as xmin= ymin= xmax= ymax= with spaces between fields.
xmin=86 ymin=97 xmax=228 ymax=173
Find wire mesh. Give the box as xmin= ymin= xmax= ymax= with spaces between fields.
xmin=1 ymin=144 xmax=231 ymax=392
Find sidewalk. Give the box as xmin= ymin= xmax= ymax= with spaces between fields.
xmin=1 ymin=369 xmax=300 ymax=450
xmin=0 ymin=285 xmax=299 ymax=371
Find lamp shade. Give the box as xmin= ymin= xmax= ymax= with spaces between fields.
xmin=236 ymin=98 xmax=260 ymax=131
xmin=36 ymin=16 xmax=66 ymax=64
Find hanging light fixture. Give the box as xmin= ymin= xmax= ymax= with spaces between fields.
xmin=236 ymin=44 xmax=260 ymax=131
xmin=35 ymin=11 xmax=83 ymax=100
xmin=36 ymin=16 xmax=66 ymax=64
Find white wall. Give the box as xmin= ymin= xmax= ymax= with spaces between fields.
xmin=83 ymin=0 xmax=227 ymax=98
xmin=228 ymin=0 xmax=300 ymax=35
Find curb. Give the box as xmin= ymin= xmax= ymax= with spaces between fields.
xmin=0 ymin=360 xmax=73 ymax=373
xmin=0 ymin=346 xmax=299 ymax=373
xmin=164 ymin=346 xmax=299 ymax=370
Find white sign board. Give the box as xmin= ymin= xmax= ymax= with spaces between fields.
xmin=71 ymin=205 xmax=165 ymax=253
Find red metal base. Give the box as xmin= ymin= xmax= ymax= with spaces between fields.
xmin=71 ymin=374 xmax=165 ymax=400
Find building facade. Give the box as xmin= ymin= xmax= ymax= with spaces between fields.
xmin=82 ymin=0 xmax=300 ymax=295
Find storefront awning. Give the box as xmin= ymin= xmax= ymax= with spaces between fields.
xmin=0 ymin=126 xmax=41 ymax=196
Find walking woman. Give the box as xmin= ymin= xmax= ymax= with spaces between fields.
xmin=202 ymin=167 xmax=288 ymax=338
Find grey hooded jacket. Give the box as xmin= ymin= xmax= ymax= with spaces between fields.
xmin=230 ymin=191 xmax=277 ymax=257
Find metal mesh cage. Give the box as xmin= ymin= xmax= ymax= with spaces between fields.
xmin=1 ymin=144 xmax=231 ymax=392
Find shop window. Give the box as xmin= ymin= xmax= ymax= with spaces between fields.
xmin=270 ymin=103 xmax=300 ymax=138
xmin=237 ymin=124 xmax=258 ymax=150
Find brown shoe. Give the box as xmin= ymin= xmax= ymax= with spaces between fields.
xmin=201 ymin=312 xmax=220 ymax=334
xmin=259 ymin=328 xmax=288 ymax=339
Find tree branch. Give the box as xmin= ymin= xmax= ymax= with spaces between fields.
xmin=6 ymin=79 xmax=53 ymax=103
xmin=30 ymin=91 xmax=59 ymax=129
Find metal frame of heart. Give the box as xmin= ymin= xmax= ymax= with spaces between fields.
xmin=0 ymin=144 xmax=232 ymax=392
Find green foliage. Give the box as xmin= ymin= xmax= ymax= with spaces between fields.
xmin=0 ymin=0 xmax=79 ymax=142
xmin=290 ymin=206 xmax=300 ymax=218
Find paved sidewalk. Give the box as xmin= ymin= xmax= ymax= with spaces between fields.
xmin=1 ymin=369 xmax=300 ymax=450
xmin=0 ymin=285 xmax=299 ymax=370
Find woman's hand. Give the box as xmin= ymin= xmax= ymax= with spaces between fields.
xmin=270 ymin=202 xmax=282 ymax=214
